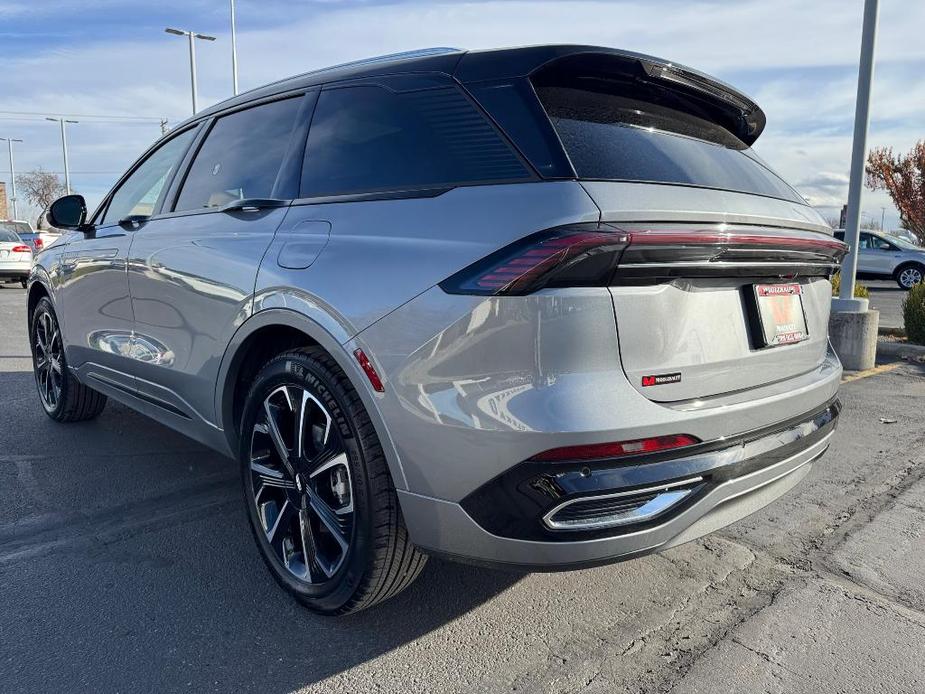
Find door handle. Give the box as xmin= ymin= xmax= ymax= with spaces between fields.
xmin=221 ymin=198 xmax=289 ymax=213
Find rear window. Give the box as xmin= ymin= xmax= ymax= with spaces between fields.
xmin=0 ymin=229 xmax=20 ymax=242
xmin=536 ymin=85 xmax=804 ymax=203
xmin=300 ymin=85 xmax=529 ymax=198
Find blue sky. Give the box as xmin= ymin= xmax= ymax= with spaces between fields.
xmin=1 ymin=0 xmax=922 ymax=228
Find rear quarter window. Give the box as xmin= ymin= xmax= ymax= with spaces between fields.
xmin=300 ymin=85 xmax=530 ymax=198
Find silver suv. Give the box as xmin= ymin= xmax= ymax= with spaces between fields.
xmin=30 ymin=46 xmax=845 ymax=614
xmin=834 ymin=229 xmax=925 ymax=288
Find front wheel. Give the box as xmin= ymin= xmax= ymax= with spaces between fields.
xmin=896 ymin=264 xmax=925 ymax=290
xmin=239 ymin=347 xmax=426 ymax=615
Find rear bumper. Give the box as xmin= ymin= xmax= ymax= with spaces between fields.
xmin=0 ymin=268 xmax=29 ymax=280
xmin=399 ymin=399 xmax=838 ymax=570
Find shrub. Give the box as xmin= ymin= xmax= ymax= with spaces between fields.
xmin=830 ymin=272 xmax=869 ymax=299
xmin=903 ymin=283 xmax=925 ymax=344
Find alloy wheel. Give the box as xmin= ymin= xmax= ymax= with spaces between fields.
xmin=248 ymin=385 xmax=354 ymax=583
xmin=900 ymin=267 xmax=923 ymax=289
xmin=33 ymin=308 xmax=63 ymax=411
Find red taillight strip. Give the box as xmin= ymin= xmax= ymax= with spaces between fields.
xmin=624 ymin=229 xmax=848 ymax=252
xmin=530 ymin=434 xmax=700 ymax=462
xmin=472 ymin=231 xmax=622 ymax=291
xmin=11 ymin=245 xmax=31 ymax=253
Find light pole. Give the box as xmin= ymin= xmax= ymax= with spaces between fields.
xmin=230 ymin=0 xmax=239 ymax=95
xmin=165 ymin=27 xmax=217 ymax=114
xmin=880 ymin=207 xmax=886 ymax=231
xmin=0 ymin=137 xmax=22 ymax=220
xmin=837 ymin=0 xmax=879 ymax=307
xmin=45 ymin=118 xmax=78 ymax=195
xmin=829 ymin=0 xmax=880 ymax=372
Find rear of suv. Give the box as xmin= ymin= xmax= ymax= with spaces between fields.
xmin=31 ymin=45 xmax=844 ymax=614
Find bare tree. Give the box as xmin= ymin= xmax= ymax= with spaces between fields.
xmin=866 ymin=142 xmax=925 ymax=241
xmin=15 ymin=168 xmax=66 ymax=227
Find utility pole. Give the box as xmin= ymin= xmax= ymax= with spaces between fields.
xmin=231 ymin=0 xmax=239 ymax=95
xmin=837 ymin=0 xmax=879 ymax=306
xmin=45 ymin=118 xmax=78 ymax=195
xmin=165 ymin=27 xmax=217 ymax=114
xmin=829 ymin=0 xmax=881 ymax=371
xmin=880 ymin=206 xmax=886 ymax=231
xmin=0 ymin=137 xmax=22 ymax=219
xmin=160 ymin=119 xmax=169 ymax=135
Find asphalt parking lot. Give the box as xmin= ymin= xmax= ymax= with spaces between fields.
xmin=2 ymin=283 xmax=925 ymax=693
xmin=866 ymin=279 xmax=905 ymax=329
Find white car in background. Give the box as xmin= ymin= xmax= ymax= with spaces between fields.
xmin=0 ymin=227 xmax=33 ymax=288
xmin=834 ymin=229 xmax=925 ymax=289
xmin=0 ymin=220 xmax=63 ymax=253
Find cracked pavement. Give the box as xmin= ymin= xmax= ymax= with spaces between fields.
xmin=1 ymin=284 xmax=923 ymax=693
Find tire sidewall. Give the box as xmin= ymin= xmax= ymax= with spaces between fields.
xmin=897 ymin=264 xmax=925 ymax=290
xmin=239 ymin=351 xmax=374 ymax=614
xmin=30 ymin=297 xmax=69 ymax=418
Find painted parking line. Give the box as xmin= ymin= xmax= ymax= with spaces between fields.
xmin=841 ymin=362 xmax=902 ymax=383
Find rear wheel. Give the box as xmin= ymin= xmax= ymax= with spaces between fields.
xmin=30 ymin=297 xmax=107 ymax=422
xmin=20 ymin=278 xmax=27 ymax=289
xmin=896 ymin=263 xmax=924 ymax=290
xmin=239 ymin=347 xmax=426 ymax=615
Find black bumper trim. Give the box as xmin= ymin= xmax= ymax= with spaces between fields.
xmin=460 ymin=398 xmax=840 ymax=542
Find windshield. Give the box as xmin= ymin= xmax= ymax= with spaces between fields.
xmin=0 ymin=229 xmax=21 ymax=243
xmin=888 ymin=235 xmax=923 ymax=250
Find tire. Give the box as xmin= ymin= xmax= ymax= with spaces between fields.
xmin=29 ymin=297 xmax=107 ymax=422
xmin=239 ymin=346 xmax=426 ymax=615
xmin=20 ymin=278 xmax=27 ymax=289
xmin=895 ymin=263 xmax=925 ymax=290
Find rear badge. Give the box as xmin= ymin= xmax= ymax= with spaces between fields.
xmin=641 ymin=373 xmax=682 ymax=387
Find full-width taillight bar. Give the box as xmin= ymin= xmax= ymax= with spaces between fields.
xmin=440 ymin=224 xmax=849 ymax=296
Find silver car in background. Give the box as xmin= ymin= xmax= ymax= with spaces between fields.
xmin=834 ymin=229 xmax=925 ymax=288
xmin=29 ymin=45 xmax=845 ymax=614
xmin=0 ymin=227 xmax=32 ymax=288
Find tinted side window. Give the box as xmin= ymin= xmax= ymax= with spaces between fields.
xmin=300 ymin=86 xmax=529 ymax=197
xmin=102 ymin=129 xmax=196 ymax=224
xmin=175 ymin=97 xmax=301 ymax=211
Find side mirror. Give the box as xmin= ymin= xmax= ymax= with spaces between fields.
xmin=47 ymin=194 xmax=89 ymax=232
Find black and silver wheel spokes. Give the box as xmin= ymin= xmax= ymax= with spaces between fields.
xmin=249 ymin=385 xmax=354 ymax=583
xmin=34 ymin=310 xmax=63 ymax=409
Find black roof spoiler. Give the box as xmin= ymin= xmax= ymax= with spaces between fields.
xmin=454 ymin=45 xmax=766 ymax=146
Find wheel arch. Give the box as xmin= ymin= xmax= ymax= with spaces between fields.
xmin=215 ymin=307 xmax=408 ymax=490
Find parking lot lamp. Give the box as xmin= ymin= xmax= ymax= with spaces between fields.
xmin=165 ymin=27 xmax=217 ymax=114
xmin=0 ymin=137 xmax=23 ymax=219
xmin=45 ymin=118 xmax=77 ymax=195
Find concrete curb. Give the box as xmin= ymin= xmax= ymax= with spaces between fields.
xmin=877 ymin=339 xmax=925 ymax=361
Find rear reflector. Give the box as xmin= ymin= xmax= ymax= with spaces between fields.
xmin=11 ymin=245 xmax=31 ymax=253
xmin=530 ymin=434 xmax=700 ymax=462
xmin=440 ymin=223 xmax=848 ymax=296
xmin=353 ymin=348 xmax=384 ymax=393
